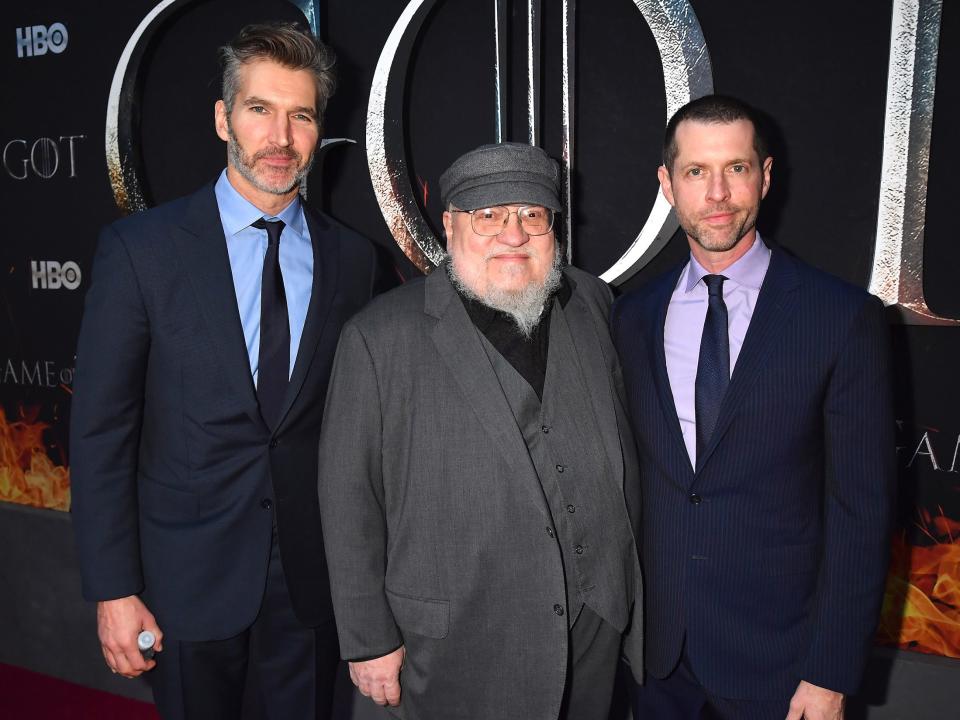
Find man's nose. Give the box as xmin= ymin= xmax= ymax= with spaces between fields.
xmin=706 ymin=173 xmax=730 ymax=202
xmin=269 ymin=114 xmax=292 ymax=147
xmin=497 ymin=212 xmax=529 ymax=246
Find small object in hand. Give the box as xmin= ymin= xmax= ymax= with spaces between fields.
xmin=138 ymin=630 xmax=156 ymax=660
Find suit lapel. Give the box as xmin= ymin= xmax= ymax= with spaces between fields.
xmin=696 ymin=247 xmax=800 ymax=473
xmin=562 ymin=283 xmax=624 ymax=488
xmin=649 ymin=264 xmax=691 ymax=470
xmin=426 ymin=269 xmax=552 ymax=520
xmin=174 ymin=184 xmax=261 ymax=424
xmin=274 ymin=208 xmax=340 ymax=429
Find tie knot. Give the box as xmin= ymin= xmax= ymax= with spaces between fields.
xmin=703 ymin=274 xmax=726 ymax=297
xmin=252 ymin=218 xmax=285 ymax=245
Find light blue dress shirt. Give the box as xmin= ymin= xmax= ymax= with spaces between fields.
xmin=663 ymin=234 xmax=771 ymax=468
xmin=214 ymin=170 xmax=314 ymax=385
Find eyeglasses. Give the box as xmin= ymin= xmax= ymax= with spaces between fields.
xmin=450 ymin=205 xmax=557 ymax=237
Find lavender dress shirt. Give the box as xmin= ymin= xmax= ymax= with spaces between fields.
xmin=663 ymin=235 xmax=772 ymax=468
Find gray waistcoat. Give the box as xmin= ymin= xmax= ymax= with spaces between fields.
xmin=478 ymin=303 xmax=634 ymax=630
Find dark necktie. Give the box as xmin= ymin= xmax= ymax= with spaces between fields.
xmin=695 ymin=274 xmax=729 ymax=462
xmin=253 ymin=218 xmax=289 ymax=428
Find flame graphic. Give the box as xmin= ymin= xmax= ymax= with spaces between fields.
xmin=877 ymin=510 xmax=960 ymax=657
xmin=0 ymin=406 xmax=70 ymax=511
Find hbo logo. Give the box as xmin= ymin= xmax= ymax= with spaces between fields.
xmin=16 ymin=23 xmax=68 ymax=58
xmin=31 ymin=261 xmax=81 ymax=290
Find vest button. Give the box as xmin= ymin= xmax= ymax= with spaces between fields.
xmin=269 ymin=438 xmax=278 ymax=449
xmin=541 ymin=425 xmax=551 ymax=434
xmin=689 ymin=493 xmax=702 ymax=505
xmin=574 ymin=544 xmax=584 ymax=555
xmin=260 ymin=498 xmax=273 ymax=510
xmin=566 ymin=504 xmax=576 ymax=513
xmin=553 ymin=604 xmax=564 ymax=616
xmin=556 ymin=464 xmax=565 ymax=473
xmin=546 ymin=526 xmax=555 ymax=538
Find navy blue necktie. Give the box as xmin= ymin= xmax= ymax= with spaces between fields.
xmin=253 ymin=218 xmax=289 ymax=428
xmin=695 ymin=274 xmax=729 ymax=462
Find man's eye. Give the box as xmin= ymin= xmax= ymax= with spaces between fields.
xmin=732 ymin=164 xmax=746 ymax=173
xmin=477 ymin=210 xmax=496 ymax=220
xmin=293 ymin=114 xmax=313 ymax=122
xmin=250 ymin=106 xmax=267 ymax=114
xmin=688 ymin=168 xmax=702 ymax=177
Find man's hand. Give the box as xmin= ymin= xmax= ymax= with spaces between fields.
xmin=786 ymin=680 xmax=844 ymax=720
xmin=349 ymin=646 xmax=405 ymax=707
xmin=97 ymin=595 xmax=163 ymax=678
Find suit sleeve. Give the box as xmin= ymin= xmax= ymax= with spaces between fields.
xmin=317 ymin=320 xmax=402 ymax=660
xmin=70 ymin=224 xmax=149 ymax=602
xmin=801 ymin=295 xmax=895 ymax=693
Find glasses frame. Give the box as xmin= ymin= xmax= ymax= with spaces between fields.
xmin=450 ymin=205 xmax=558 ymax=237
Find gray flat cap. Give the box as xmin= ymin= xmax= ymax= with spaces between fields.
xmin=439 ymin=142 xmax=562 ymax=211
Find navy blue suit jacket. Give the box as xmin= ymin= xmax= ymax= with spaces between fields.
xmin=71 ymin=182 xmax=379 ymax=640
xmin=611 ymin=246 xmax=894 ymax=700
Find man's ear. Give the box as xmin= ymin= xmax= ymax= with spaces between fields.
xmin=657 ymin=165 xmax=675 ymax=207
xmin=760 ymin=156 xmax=773 ymax=199
xmin=214 ymin=100 xmax=230 ymax=142
xmin=442 ymin=211 xmax=453 ymax=243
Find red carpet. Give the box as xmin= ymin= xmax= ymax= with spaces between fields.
xmin=0 ymin=662 xmax=159 ymax=719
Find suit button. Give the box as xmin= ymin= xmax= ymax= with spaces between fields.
xmin=269 ymin=439 xmax=278 ymax=449
xmin=689 ymin=493 xmax=702 ymax=505
xmin=574 ymin=544 xmax=584 ymax=555
xmin=553 ymin=604 xmax=565 ymax=616
xmin=546 ymin=526 xmax=555 ymax=538
xmin=541 ymin=425 xmax=551 ymax=434
xmin=566 ymin=504 xmax=576 ymax=513
xmin=260 ymin=498 xmax=273 ymax=509
xmin=556 ymin=464 xmax=565 ymax=473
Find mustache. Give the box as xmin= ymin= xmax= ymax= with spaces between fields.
xmin=251 ymin=145 xmax=301 ymax=163
xmin=484 ymin=249 xmax=534 ymax=260
xmin=700 ymin=205 xmax=739 ymax=217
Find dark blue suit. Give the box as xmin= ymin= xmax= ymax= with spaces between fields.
xmin=611 ymin=246 xmax=894 ymax=703
xmin=71 ymin=182 xmax=379 ymax=714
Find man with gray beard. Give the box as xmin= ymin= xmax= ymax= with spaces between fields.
xmin=71 ymin=22 xmax=380 ymax=719
xmin=317 ymin=142 xmax=643 ymax=719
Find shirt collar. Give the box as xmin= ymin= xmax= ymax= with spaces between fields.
xmin=683 ymin=233 xmax=770 ymax=293
xmin=214 ymin=168 xmax=305 ymax=237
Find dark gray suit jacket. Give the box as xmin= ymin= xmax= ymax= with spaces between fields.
xmin=318 ymin=265 xmax=642 ymax=720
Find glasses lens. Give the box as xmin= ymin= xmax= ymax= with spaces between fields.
xmin=471 ymin=207 xmax=509 ymax=235
xmin=469 ymin=206 xmax=555 ymax=236
xmin=518 ymin=206 xmax=553 ymax=235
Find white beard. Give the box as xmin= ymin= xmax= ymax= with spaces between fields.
xmin=447 ymin=245 xmax=563 ymax=338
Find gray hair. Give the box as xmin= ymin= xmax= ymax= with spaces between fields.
xmin=219 ymin=22 xmax=336 ymax=122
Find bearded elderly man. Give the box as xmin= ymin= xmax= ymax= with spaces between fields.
xmin=318 ymin=142 xmax=643 ymax=719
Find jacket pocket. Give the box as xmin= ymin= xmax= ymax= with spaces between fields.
xmin=385 ymin=588 xmax=449 ymax=640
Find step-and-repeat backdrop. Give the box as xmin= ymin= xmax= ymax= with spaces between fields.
xmin=2 ymin=0 xmax=958 ymax=661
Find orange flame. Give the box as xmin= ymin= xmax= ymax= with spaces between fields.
xmin=877 ymin=511 xmax=960 ymax=657
xmin=0 ymin=406 xmax=70 ymax=511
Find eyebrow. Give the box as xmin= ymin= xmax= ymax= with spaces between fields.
xmin=242 ymin=96 xmax=317 ymax=118
xmin=680 ymin=157 xmax=754 ymax=169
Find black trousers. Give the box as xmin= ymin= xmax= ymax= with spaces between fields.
xmin=559 ymin=604 xmax=623 ymax=720
xmin=631 ymin=649 xmax=790 ymax=720
xmin=149 ymin=529 xmax=340 ymax=720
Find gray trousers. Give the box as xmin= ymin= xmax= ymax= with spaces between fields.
xmin=560 ymin=604 xmax=623 ymax=720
